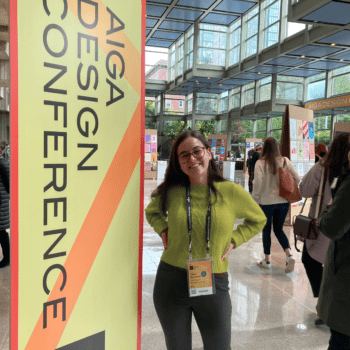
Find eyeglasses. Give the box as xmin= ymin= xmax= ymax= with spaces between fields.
xmin=178 ymin=146 xmax=206 ymax=162
xmin=257 ymin=148 xmax=262 ymax=151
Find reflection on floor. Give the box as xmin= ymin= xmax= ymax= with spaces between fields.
xmin=0 ymin=171 xmax=331 ymax=350
xmin=142 ymin=171 xmax=330 ymax=350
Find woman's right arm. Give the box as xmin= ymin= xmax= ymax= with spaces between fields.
xmin=145 ymin=195 xmax=168 ymax=235
xmin=299 ymin=162 xmax=321 ymax=198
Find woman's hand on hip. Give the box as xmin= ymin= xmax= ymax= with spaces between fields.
xmin=160 ymin=228 xmax=168 ymax=249
xmin=221 ymin=242 xmax=235 ymax=261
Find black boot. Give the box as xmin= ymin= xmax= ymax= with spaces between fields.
xmin=0 ymin=230 xmax=10 ymax=268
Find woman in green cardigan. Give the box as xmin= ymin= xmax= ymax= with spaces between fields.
xmin=145 ymin=130 xmax=266 ymax=350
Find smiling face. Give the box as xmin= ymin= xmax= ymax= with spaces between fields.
xmin=177 ymin=137 xmax=212 ymax=185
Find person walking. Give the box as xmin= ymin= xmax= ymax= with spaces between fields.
xmin=317 ymin=133 xmax=350 ymax=349
xmin=247 ymin=145 xmax=261 ymax=193
xmin=0 ymin=157 xmax=10 ymax=268
xmin=145 ymin=130 xmax=266 ymax=350
xmin=252 ymin=137 xmax=300 ymax=273
xmin=299 ymin=134 xmax=349 ymax=325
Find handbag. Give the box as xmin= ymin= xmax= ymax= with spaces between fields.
xmin=292 ymin=166 xmax=327 ymax=252
xmin=279 ymin=157 xmax=302 ymax=203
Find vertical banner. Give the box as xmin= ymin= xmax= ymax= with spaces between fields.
xmin=10 ymin=0 xmax=145 ymax=349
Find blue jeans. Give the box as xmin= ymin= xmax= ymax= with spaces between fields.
xmin=260 ymin=203 xmax=291 ymax=255
xmin=153 ymin=261 xmax=232 ymax=350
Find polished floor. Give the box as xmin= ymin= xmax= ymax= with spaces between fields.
xmin=0 ymin=172 xmax=331 ymax=349
xmin=142 ymin=171 xmax=331 ymax=350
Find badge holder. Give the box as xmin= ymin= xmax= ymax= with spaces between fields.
xmin=186 ymin=256 xmax=216 ymax=298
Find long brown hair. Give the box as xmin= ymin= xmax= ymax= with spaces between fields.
xmin=261 ymin=137 xmax=281 ymax=175
xmin=323 ymin=133 xmax=350 ymax=183
xmin=151 ymin=130 xmax=226 ymax=216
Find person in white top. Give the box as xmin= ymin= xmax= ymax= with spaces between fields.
xmin=252 ymin=137 xmax=300 ymax=273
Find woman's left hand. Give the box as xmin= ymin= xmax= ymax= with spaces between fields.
xmin=221 ymin=242 xmax=235 ymax=261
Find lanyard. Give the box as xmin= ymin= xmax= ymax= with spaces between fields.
xmin=186 ymin=185 xmax=212 ymax=261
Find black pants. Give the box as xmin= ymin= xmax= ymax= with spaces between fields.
xmin=329 ymin=329 xmax=350 ymax=350
xmin=248 ymin=168 xmax=254 ymax=192
xmin=260 ymin=203 xmax=290 ymax=255
xmin=301 ymin=244 xmax=323 ymax=298
xmin=153 ymin=261 xmax=232 ymax=350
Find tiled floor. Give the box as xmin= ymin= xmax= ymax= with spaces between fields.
xmin=0 ymin=241 xmax=9 ymax=350
xmin=0 ymin=171 xmax=331 ymax=349
xmin=142 ymin=171 xmax=331 ymax=350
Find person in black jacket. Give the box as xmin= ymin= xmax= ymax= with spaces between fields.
xmin=0 ymin=157 xmax=10 ymax=268
xmin=317 ymin=133 xmax=350 ymax=349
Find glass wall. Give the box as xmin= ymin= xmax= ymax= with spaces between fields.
xmin=187 ymin=93 xmax=193 ymax=114
xmin=170 ymin=45 xmax=176 ymax=81
xmin=196 ymin=93 xmax=218 ymax=114
xmin=245 ymin=7 xmax=259 ymax=58
xmin=263 ymin=0 xmax=280 ymax=49
xmin=270 ymin=115 xmax=283 ymax=141
xmin=332 ymin=66 xmax=350 ymax=96
xmin=231 ymin=119 xmax=253 ymax=144
xmin=276 ymin=75 xmax=303 ymax=100
xmin=314 ymin=115 xmax=332 ymax=147
xmin=337 ymin=114 xmax=350 ymax=123
xmin=177 ymin=37 xmax=184 ymax=77
xmin=145 ymin=47 xmax=168 ymax=81
xmin=145 ymin=97 xmax=155 ymax=117
xmin=156 ymin=95 xmax=161 ymax=115
xmin=198 ymin=24 xmax=227 ymax=66
xmin=230 ymin=19 xmax=241 ymax=66
xmin=219 ymin=91 xmax=229 ymax=113
xmin=186 ymin=27 xmax=194 ymax=70
xmin=164 ymin=94 xmax=185 ymax=115
xmin=259 ymin=76 xmax=272 ymax=102
xmin=243 ymin=82 xmax=255 ymax=106
xmin=232 ymin=87 xmax=241 ymax=108
xmin=307 ymin=73 xmax=326 ymax=101
xmin=256 ymin=118 xmax=267 ymax=140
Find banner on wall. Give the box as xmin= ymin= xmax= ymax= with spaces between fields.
xmin=10 ymin=0 xmax=145 ymax=349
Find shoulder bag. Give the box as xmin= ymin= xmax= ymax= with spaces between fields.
xmin=292 ymin=166 xmax=327 ymax=252
xmin=279 ymin=157 xmax=302 ymax=203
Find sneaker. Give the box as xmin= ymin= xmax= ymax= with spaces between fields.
xmin=285 ymin=255 xmax=295 ymax=273
xmin=256 ymin=259 xmax=271 ymax=269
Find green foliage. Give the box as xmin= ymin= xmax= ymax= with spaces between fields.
xmin=333 ymin=74 xmax=350 ymax=95
xmin=271 ymin=116 xmax=283 ymax=130
xmin=231 ymin=119 xmax=253 ymax=143
xmin=145 ymin=121 xmax=156 ymax=129
xmin=315 ymin=130 xmax=331 ymax=147
xmin=195 ymin=119 xmax=216 ymax=138
xmin=145 ymin=101 xmax=155 ymax=116
xmin=163 ymin=121 xmax=191 ymax=140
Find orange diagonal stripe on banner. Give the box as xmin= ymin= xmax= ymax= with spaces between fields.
xmin=25 ymin=101 xmax=141 ymax=350
xmin=67 ymin=0 xmax=141 ymax=96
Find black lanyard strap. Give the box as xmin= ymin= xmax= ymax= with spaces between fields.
xmin=186 ymin=185 xmax=212 ymax=260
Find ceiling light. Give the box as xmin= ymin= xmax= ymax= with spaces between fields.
xmin=301 ymin=55 xmax=305 ymax=58
xmin=331 ymin=43 xmax=336 ymax=46
xmin=340 ymin=59 xmax=344 ymax=62
xmin=219 ymin=84 xmax=222 ymax=86
xmin=207 ymin=77 xmax=211 ymax=79
xmin=258 ymin=72 xmax=262 ymax=75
